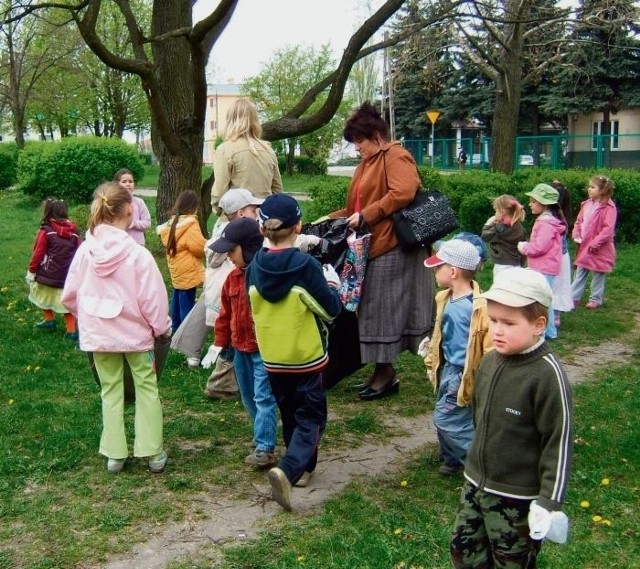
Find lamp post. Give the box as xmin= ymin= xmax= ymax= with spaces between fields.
xmin=426 ymin=110 xmax=440 ymax=168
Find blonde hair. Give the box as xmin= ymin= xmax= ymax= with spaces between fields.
xmin=260 ymin=219 xmax=296 ymax=245
xmin=89 ymin=182 xmax=132 ymax=233
xmin=492 ymin=194 xmax=525 ymax=224
xmin=223 ymin=98 xmax=270 ymax=155
xmin=590 ymin=175 xmax=615 ymax=200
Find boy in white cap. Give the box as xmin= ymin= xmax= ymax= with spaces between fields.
xmin=423 ymin=239 xmax=492 ymax=475
xmin=450 ymin=267 xmax=573 ymax=567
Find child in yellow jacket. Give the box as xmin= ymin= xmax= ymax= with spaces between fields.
xmin=157 ymin=190 xmax=206 ymax=333
xmin=422 ymin=239 xmax=493 ymax=475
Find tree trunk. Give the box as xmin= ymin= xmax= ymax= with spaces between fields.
xmin=13 ymin=107 xmax=25 ymax=149
xmin=286 ymin=141 xmax=296 ymax=175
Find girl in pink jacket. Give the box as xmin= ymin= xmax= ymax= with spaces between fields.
xmin=571 ymin=175 xmax=617 ymax=309
xmin=517 ymin=184 xmax=567 ymax=340
xmin=62 ymin=182 xmax=171 ymax=475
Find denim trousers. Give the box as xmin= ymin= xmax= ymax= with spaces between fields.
xmin=542 ymin=274 xmax=557 ymax=339
xmin=94 ymin=352 xmax=163 ymax=459
xmin=572 ymin=266 xmax=607 ymax=305
xmin=233 ymin=350 xmax=277 ymax=452
xmin=170 ymin=288 xmax=197 ymax=333
xmin=268 ymin=370 xmax=327 ymax=485
xmin=433 ymin=362 xmax=474 ymax=468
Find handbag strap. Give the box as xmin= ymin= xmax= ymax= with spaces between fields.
xmin=382 ymin=151 xmax=423 ymax=200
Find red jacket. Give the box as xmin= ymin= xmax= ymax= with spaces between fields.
xmin=214 ymin=267 xmax=259 ymax=353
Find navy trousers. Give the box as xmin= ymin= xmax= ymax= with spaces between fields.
xmin=268 ymin=370 xmax=327 ymax=485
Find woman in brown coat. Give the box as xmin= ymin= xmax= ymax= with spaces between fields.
xmin=330 ymin=103 xmax=434 ymax=400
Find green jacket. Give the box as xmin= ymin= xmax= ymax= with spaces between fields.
xmin=464 ymin=342 xmax=573 ymax=511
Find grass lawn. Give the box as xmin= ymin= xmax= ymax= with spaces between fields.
xmin=0 ymin=188 xmax=638 ymax=568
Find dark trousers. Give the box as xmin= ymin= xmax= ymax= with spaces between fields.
xmin=268 ymin=370 xmax=327 ymax=485
xmin=170 ymin=288 xmax=197 ymax=333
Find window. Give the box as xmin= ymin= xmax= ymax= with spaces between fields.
xmin=210 ymin=120 xmax=216 ymax=131
xmin=209 ymin=98 xmax=214 ymax=108
xmin=592 ymin=120 xmax=619 ymax=150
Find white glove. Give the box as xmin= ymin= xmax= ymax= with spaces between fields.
xmin=322 ymin=264 xmax=340 ymax=289
xmin=528 ymin=501 xmax=552 ymax=541
xmin=573 ymin=237 xmax=582 ymax=244
xmin=517 ymin=241 xmax=528 ymax=254
xmin=25 ymin=271 xmax=36 ymax=284
xmin=417 ymin=335 xmax=431 ymax=358
xmin=528 ymin=500 xmax=569 ymax=544
xmin=201 ymin=345 xmax=222 ymax=369
xmin=294 ymin=234 xmax=322 ymax=253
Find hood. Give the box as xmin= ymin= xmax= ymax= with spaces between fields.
xmin=48 ymin=219 xmax=79 ymax=239
xmin=538 ymin=212 xmax=567 ymax=235
xmin=249 ymin=248 xmax=314 ymax=303
xmin=84 ymin=224 xmax=136 ymax=277
xmin=156 ymin=215 xmax=198 ymax=242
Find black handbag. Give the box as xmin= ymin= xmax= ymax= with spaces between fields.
xmin=392 ymin=190 xmax=459 ymax=251
xmin=383 ymin=153 xmax=459 ymax=251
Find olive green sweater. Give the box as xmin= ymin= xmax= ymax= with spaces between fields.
xmin=464 ymin=342 xmax=573 ymax=511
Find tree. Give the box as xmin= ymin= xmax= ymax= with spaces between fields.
xmin=243 ymin=44 xmax=351 ymax=174
xmin=348 ymin=45 xmax=380 ymax=108
xmin=0 ymin=1 xmax=79 ymax=147
xmin=3 ymin=0 xmax=418 ymax=222
xmin=542 ymin=0 xmax=640 ymax=137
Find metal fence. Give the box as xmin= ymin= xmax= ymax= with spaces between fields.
xmin=404 ymin=133 xmax=640 ymax=170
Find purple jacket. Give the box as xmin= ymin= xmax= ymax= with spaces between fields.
xmin=521 ymin=213 xmax=566 ymax=276
xmin=573 ymin=198 xmax=617 ymax=273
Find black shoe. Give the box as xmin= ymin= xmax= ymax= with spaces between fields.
xmin=359 ymin=380 xmax=399 ymax=401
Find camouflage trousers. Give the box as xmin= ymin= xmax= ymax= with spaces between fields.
xmin=450 ymin=481 xmax=541 ymax=568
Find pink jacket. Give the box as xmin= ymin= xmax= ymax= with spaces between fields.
xmin=62 ymin=224 xmax=171 ymax=353
xmin=521 ymin=213 xmax=566 ymax=276
xmin=573 ymin=198 xmax=617 ymax=273
xmin=127 ymin=196 xmax=152 ymax=245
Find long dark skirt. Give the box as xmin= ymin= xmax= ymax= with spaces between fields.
xmin=358 ymin=246 xmax=435 ymax=363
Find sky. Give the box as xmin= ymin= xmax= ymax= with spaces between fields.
xmin=195 ymin=0 xmax=385 ymax=84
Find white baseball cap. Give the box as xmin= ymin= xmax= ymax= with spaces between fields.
xmin=480 ymin=267 xmax=553 ymax=308
xmin=424 ymin=239 xmax=480 ymax=271
xmin=219 ymin=188 xmax=264 ymax=215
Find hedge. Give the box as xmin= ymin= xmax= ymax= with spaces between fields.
xmin=0 ymin=143 xmax=20 ymax=190
xmin=17 ymin=137 xmax=144 ymax=204
xmin=309 ymin=166 xmax=640 ymax=244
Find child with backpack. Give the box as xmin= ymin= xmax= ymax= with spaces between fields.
xmin=26 ymin=197 xmax=81 ymax=340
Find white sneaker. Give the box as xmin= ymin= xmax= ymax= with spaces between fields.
xmin=149 ymin=451 xmax=168 ymax=473
xmin=268 ymin=467 xmax=292 ymax=511
xmin=107 ymin=458 xmax=126 ymax=474
xmin=186 ymin=357 xmax=200 ymax=369
xmin=295 ymin=471 xmax=313 ymax=487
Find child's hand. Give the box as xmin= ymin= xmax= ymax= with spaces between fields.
xmin=573 ymin=237 xmax=582 ymax=244
xmin=25 ymin=271 xmax=36 ymax=284
xmin=201 ymin=345 xmax=222 ymax=369
xmin=322 ymin=264 xmax=340 ymax=289
xmin=517 ymin=241 xmax=528 ymax=254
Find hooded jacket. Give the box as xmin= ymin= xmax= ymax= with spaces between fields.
xmin=29 ymin=219 xmax=81 ymax=288
xmin=61 ymin=224 xmax=171 ymax=353
xmin=520 ymin=212 xmax=566 ymax=276
xmin=246 ymin=247 xmax=341 ymax=373
xmin=572 ymin=198 xmax=617 ymax=273
xmin=481 ymin=220 xmax=526 ymax=267
xmin=156 ymin=215 xmax=206 ymax=290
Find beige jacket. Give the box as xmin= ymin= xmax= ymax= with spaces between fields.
xmin=424 ymin=280 xmax=493 ymax=407
xmin=211 ymin=138 xmax=283 ymax=208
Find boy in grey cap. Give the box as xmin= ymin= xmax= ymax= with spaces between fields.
xmin=451 ymin=267 xmax=573 ymax=567
xmin=422 ymin=239 xmax=492 ymax=475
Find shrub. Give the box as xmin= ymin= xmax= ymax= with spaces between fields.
xmin=16 ymin=137 xmax=144 ymax=204
xmin=68 ymin=203 xmax=91 ymax=236
xmin=0 ymin=143 xmax=20 ymax=190
xmin=304 ymin=176 xmax=350 ymax=221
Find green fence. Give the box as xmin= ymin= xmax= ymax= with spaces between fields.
xmin=404 ymin=133 xmax=640 ymax=170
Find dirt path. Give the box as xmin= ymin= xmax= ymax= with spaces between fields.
xmin=105 ymin=330 xmax=637 ymax=569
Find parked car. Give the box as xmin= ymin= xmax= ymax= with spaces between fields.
xmin=519 ymin=155 xmax=534 ymax=166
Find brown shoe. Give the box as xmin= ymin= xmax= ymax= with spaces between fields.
xmin=203 ymin=389 xmax=239 ymax=401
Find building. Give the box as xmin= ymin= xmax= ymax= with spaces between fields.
xmin=203 ymin=81 xmax=242 ymax=165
